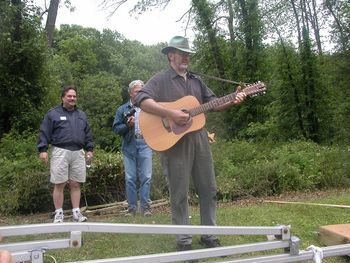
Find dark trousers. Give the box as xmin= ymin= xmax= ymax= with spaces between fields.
xmin=162 ymin=129 xmax=218 ymax=245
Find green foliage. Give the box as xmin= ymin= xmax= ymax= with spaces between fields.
xmin=52 ymin=25 xmax=102 ymax=81
xmin=325 ymin=52 xmax=350 ymax=144
xmin=325 ymin=0 xmax=350 ymax=51
xmin=0 ymin=130 xmax=167 ymax=214
xmin=84 ymin=150 xmax=168 ymax=205
xmin=0 ymin=131 xmax=48 ymax=214
xmin=2 ymin=0 xmax=350 ymax=218
xmin=0 ymin=131 xmax=126 ymax=214
xmin=191 ymin=0 xmax=269 ymax=140
xmin=260 ymin=42 xmax=334 ymax=143
xmin=212 ymin=140 xmax=350 ymax=200
xmin=1 ymin=129 xmax=350 ymax=215
xmin=150 ymin=153 xmax=169 ymax=200
xmin=46 ymin=25 xmax=167 ymax=150
xmin=78 ymin=72 xmax=122 ymax=151
xmin=83 ymin=148 xmax=124 ymax=205
xmin=0 ymin=1 xmax=51 ymax=136
xmin=268 ymin=43 xmax=306 ymax=140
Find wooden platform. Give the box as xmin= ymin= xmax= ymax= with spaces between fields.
xmin=320 ymin=224 xmax=350 ymax=246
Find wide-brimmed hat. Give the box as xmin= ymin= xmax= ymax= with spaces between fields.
xmin=161 ymin=36 xmax=195 ymax=54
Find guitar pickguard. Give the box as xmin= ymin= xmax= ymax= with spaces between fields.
xmin=171 ymin=118 xmax=193 ymax=134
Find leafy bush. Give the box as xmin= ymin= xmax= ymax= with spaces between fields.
xmin=212 ymin=140 xmax=350 ymax=200
xmin=150 ymin=153 xmax=169 ymax=200
xmin=0 ymin=130 xmax=168 ymax=214
xmin=1 ymin=131 xmax=350 ymax=214
xmin=0 ymin=132 xmax=126 ymax=214
xmin=78 ymin=72 xmax=123 ymax=151
xmin=0 ymin=2 xmax=51 ymax=136
xmin=0 ymin=131 xmax=48 ymax=214
xmin=82 ymin=148 xmax=124 ymax=206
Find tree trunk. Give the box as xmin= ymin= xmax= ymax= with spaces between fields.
xmin=275 ymin=22 xmax=306 ymax=138
xmin=45 ymin=0 xmax=60 ymax=47
xmin=236 ymin=0 xmax=261 ymax=81
xmin=225 ymin=0 xmax=239 ymax=79
xmin=309 ymin=0 xmax=322 ymax=54
xmin=300 ymin=0 xmax=320 ymax=142
xmin=290 ymin=0 xmax=302 ymax=49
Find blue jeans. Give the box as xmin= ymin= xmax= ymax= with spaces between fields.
xmin=123 ymin=139 xmax=152 ymax=210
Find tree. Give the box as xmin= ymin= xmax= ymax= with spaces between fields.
xmin=45 ymin=0 xmax=59 ymax=46
xmin=324 ymin=0 xmax=350 ymax=52
xmin=0 ymin=0 xmax=50 ymax=137
xmin=79 ymin=72 xmax=122 ymax=150
xmin=39 ymin=0 xmax=73 ymax=47
xmin=192 ymin=0 xmax=227 ymax=78
xmin=45 ymin=24 xmax=167 ymax=149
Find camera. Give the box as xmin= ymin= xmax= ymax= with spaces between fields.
xmin=123 ymin=108 xmax=136 ymax=123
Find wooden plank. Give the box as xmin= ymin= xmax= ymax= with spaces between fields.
xmin=264 ymin=200 xmax=350 ymax=209
xmin=320 ymin=224 xmax=350 ymax=247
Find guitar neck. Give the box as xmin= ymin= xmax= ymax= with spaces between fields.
xmin=189 ymin=92 xmax=237 ymax=116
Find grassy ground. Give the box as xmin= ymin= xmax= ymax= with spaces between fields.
xmin=1 ymin=189 xmax=350 ymax=262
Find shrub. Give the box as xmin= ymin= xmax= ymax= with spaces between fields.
xmin=83 ymin=148 xmax=124 ymax=206
xmin=0 ymin=131 xmax=48 ymax=214
xmin=0 ymin=132 xmax=125 ymax=214
xmin=212 ymin=140 xmax=350 ymax=200
xmin=1 ymin=131 xmax=350 ymax=214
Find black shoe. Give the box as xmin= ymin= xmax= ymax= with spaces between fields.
xmin=199 ymin=237 xmax=221 ymax=248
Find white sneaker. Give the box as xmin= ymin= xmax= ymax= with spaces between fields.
xmin=73 ymin=211 xmax=87 ymax=222
xmin=53 ymin=212 xmax=64 ymax=223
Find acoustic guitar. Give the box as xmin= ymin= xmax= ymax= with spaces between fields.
xmin=139 ymin=82 xmax=266 ymax=151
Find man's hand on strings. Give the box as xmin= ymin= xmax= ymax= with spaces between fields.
xmin=233 ymin=86 xmax=247 ymax=104
xmin=213 ymin=85 xmax=247 ymax=111
xmin=169 ymin=109 xmax=190 ymax=126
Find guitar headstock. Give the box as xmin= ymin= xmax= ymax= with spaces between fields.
xmin=242 ymin=81 xmax=267 ymax=97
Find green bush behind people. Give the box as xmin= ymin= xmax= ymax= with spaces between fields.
xmin=1 ymin=132 xmax=350 ymax=215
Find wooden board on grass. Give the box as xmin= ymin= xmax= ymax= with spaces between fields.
xmin=320 ymin=224 xmax=350 ymax=246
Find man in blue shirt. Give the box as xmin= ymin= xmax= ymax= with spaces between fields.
xmin=113 ymin=80 xmax=153 ymax=216
xmin=37 ymin=85 xmax=93 ymax=223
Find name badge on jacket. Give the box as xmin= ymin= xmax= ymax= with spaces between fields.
xmin=60 ymin=116 xmax=67 ymax=120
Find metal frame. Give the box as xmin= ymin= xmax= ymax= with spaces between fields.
xmin=0 ymin=222 xmax=349 ymax=262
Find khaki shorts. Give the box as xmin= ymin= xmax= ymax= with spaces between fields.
xmin=50 ymin=147 xmax=86 ymax=184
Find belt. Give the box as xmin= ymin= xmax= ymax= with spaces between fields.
xmin=134 ymin=134 xmax=143 ymax=139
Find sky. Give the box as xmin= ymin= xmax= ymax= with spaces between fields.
xmin=34 ymin=0 xmax=193 ymax=45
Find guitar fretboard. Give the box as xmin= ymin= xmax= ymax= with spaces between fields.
xmin=189 ymin=92 xmax=237 ymax=116
xmin=188 ymin=82 xmax=265 ymax=117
